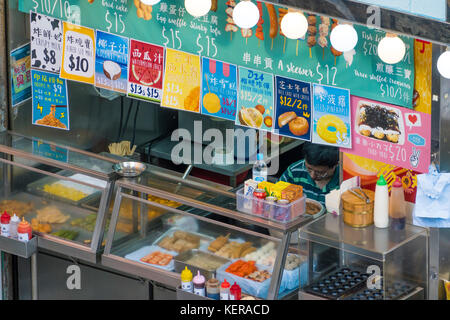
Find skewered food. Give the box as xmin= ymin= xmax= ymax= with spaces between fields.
xmin=255 ymin=1 xmax=265 ymax=42
xmin=208 ymin=233 xmax=230 ymax=252
xmin=225 ymin=1 xmax=238 ymax=38
xmin=265 ymin=3 xmax=278 ymax=49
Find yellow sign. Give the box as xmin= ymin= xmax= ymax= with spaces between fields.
xmin=60 ymin=22 xmax=96 ymax=85
xmin=414 ymin=40 xmax=432 ymax=115
xmin=161 ymin=48 xmax=201 ymax=113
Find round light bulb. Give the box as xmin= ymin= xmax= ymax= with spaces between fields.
xmin=280 ymin=12 xmax=308 ymax=40
xmin=233 ymin=1 xmax=260 ymax=29
xmin=377 ymin=34 xmax=406 ymax=64
xmin=140 ymin=0 xmax=161 ymax=5
xmin=437 ymin=51 xmax=450 ymax=79
xmin=185 ymin=0 xmax=211 ymax=17
xmin=330 ymin=24 xmax=358 ymax=52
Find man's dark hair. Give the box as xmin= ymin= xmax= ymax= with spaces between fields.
xmin=302 ymin=142 xmax=339 ymax=168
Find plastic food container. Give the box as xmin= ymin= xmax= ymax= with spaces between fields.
xmin=236 ymin=188 xmax=306 ymax=223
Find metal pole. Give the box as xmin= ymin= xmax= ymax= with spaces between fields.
xmin=30 ymin=253 xmax=38 ymax=300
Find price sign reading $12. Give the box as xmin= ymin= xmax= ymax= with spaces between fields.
xmin=60 ymin=22 xmax=95 ymax=84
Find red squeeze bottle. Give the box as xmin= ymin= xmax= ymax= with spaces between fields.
xmin=230 ymin=282 xmax=242 ymax=300
xmin=1 ymin=211 xmax=11 ymax=237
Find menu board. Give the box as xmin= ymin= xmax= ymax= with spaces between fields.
xmin=95 ymin=30 xmax=129 ymax=93
xmin=342 ymin=96 xmax=431 ymax=173
xmin=60 ymin=22 xmax=95 ymax=85
xmin=312 ymin=84 xmax=351 ymax=148
xmin=30 ymin=12 xmax=63 ymax=74
xmin=128 ymin=39 xmax=164 ymax=103
xmin=21 ymin=0 xmax=415 ymax=109
xmin=201 ymin=57 xmax=238 ymax=121
xmin=32 ymin=69 xmax=69 ymax=130
xmin=161 ymin=48 xmax=201 ymax=112
xmin=273 ymin=76 xmax=312 ymax=141
xmin=10 ymin=43 xmax=31 ymax=106
xmin=236 ymin=67 xmax=274 ymax=132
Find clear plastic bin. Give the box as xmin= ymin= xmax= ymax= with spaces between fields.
xmin=236 ymin=188 xmax=306 ymax=223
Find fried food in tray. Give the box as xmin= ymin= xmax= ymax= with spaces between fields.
xmin=208 ymin=233 xmax=230 ymax=252
xmin=140 ymin=251 xmax=173 ymax=266
xmin=157 ymin=230 xmax=201 ymax=253
xmin=36 ymin=206 xmax=70 ymax=224
xmin=0 ymin=200 xmax=34 ymax=217
xmin=183 ymin=252 xmax=227 ymax=271
xmin=215 ymin=241 xmax=256 ymax=259
xmin=245 ymin=270 xmax=271 ymax=282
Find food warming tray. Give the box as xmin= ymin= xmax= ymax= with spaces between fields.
xmin=174 ymin=249 xmax=230 ymax=280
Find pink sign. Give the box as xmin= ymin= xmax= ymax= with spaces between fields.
xmin=342 ymin=96 xmax=431 ymax=173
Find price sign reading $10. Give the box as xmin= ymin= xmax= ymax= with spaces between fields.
xmin=60 ymin=22 xmax=95 ymax=84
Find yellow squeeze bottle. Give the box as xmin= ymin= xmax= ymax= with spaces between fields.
xmin=181 ymin=266 xmax=193 ymax=293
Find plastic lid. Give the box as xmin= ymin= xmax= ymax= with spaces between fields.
xmin=221 ymin=279 xmax=231 ymax=289
xmin=181 ymin=266 xmax=193 ymax=282
xmin=393 ymin=176 xmax=402 ymax=188
xmin=257 ymin=153 xmax=263 ymax=161
xmin=1 ymin=211 xmax=10 ymax=224
xmin=11 ymin=214 xmax=20 ymax=222
xmin=377 ymin=175 xmax=387 ymax=186
xmin=193 ymin=271 xmax=205 ymax=284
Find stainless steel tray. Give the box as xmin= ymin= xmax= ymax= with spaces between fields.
xmin=174 ymin=249 xmax=230 ymax=280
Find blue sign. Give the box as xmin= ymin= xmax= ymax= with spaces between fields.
xmin=10 ymin=43 xmax=31 ymax=106
xmin=408 ymin=133 xmax=426 ymax=146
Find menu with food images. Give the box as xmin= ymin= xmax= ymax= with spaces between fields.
xmin=10 ymin=43 xmax=31 ymax=107
xmin=201 ymin=57 xmax=238 ymax=121
xmin=161 ymin=48 xmax=201 ymax=113
xmin=128 ymin=39 xmax=164 ymax=103
xmin=95 ymin=30 xmax=129 ymax=93
xmin=273 ymin=76 xmax=312 ymax=141
xmin=32 ymin=69 xmax=69 ymax=130
xmin=60 ymin=22 xmax=95 ymax=85
xmin=30 ymin=12 xmax=63 ymax=74
xmin=342 ymin=95 xmax=431 ymax=173
xmin=236 ymin=67 xmax=274 ymax=132
xmin=312 ymin=83 xmax=351 ymax=148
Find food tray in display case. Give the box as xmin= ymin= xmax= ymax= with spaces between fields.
xmin=174 ymin=249 xmax=230 ymax=280
xmin=152 ymin=228 xmax=214 ymax=253
xmin=124 ymin=245 xmax=178 ymax=271
xmin=236 ymin=188 xmax=308 ymax=223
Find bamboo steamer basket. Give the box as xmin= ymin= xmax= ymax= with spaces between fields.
xmin=341 ymin=189 xmax=375 ymax=227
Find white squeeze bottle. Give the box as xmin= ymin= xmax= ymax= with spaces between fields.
xmin=10 ymin=214 xmax=20 ymax=240
xmin=252 ymin=153 xmax=268 ymax=183
xmin=374 ymin=175 xmax=389 ymax=228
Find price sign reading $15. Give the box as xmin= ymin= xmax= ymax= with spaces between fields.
xmin=60 ymin=22 xmax=95 ymax=84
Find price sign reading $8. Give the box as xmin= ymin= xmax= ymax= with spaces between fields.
xmin=60 ymin=22 xmax=95 ymax=84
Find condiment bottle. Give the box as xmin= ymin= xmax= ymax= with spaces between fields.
xmin=17 ymin=218 xmax=32 ymax=242
xmin=180 ymin=267 xmax=193 ymax=293
xmin=220 ymin=279 xmax=231 ymax=300
xmin=10 ymin=214 xmax=20 ymax=240
xmin=193 ymin=271 xmax=206 ymax=296
xmin=230 ymin=282 xmax=242 ymax=300
xmin=206 ymin=276 xmax=220 ymax=300
xmin=389 ymin=177 xmax=406 ymax=230
xmin=1 ymin=211 xmax=11 ymax=237
xmin=374 ymin=175 xmax=389 ymax=228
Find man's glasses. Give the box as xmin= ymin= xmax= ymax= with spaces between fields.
xmin=305 ymin=166 xmax=333 ymax=179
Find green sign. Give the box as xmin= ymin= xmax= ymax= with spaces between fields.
xmin=21 ymin=0 xmax=414 ymax=108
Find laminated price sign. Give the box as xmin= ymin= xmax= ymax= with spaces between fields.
xmin=32 ymin=69 xmax=69 ymax=130
xmin=60 ymin=22 xmax=95 ymax=85
xmin=30 ymin=12 xmax=63 ymax=74
xmin=273 ymin=76 xmax=312 ymax=141
xmin=161 ymin=48 xmax=201 ymax=113
xmin=128 ymin=39 xmax=164 ymax=102
xmin=236 ymin=67 xmax=274 ymax=132
xmin=95 ymin=30 xmax=129 ymax=93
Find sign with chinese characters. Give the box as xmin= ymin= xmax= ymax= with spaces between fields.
xmin=95 ymin=30 xmax=129 ymax=93
xmin=161 ymin=48 xmax=201 ymax=112
xmin=21 ymin=0 xmax=415 ymax=109
xmin=60 ymin=22 xmax=95 ymax=85
xmin=32 ymin=139 xmax=69 ymax=163
xmin=273 ymin=76 xmax=312 ymax=141
xmin=201 ymin=57 xmax=238 ymax=121
xmin=30 ymin=12 xmax=63 ymax=74
xmin=128 ymin=39 xmax=164 ymax=102
xmin=342 ymin=95 xmax=431 ymax=173
xmin=236 ymin=67 xmax=274 ymax=132
xmin=312 ymin=83 xmax=351 ymax=148
xmin=32 ymin=69 xmax=69 ymax=130
xmin=10 ymin=43 xmax=31 ymax=106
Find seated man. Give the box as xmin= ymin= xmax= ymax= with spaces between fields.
xmin=279 ymin=142 xmax=340 ymax=205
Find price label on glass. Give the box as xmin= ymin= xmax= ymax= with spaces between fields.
xmin=60 ymin=22 xmax=95 ymax=84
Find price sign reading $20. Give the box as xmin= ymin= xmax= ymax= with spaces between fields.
xmin=60 ymin=22 xmax=95 ymax=84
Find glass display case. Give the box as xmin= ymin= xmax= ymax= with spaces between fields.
xmin=0 ymin=131 xmax=119 ymax=263
xmin=102 ymin=167 xmax=317 ymax=300
xmin=298 ymin=213 xmax=429 ymax=300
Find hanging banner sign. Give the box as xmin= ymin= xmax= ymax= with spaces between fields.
xmin=128 ymin=39 xmax=164 ymax=103
xmin=312 ymin=83 xmax=351 ymax=148
xmin=20 ymin=0 xmax=415 ymax=109
xmin=273 ymin=76 xmax=312 ymax=141
xmin=95 ymin=30 xmax=129 ymax=93
xmin=161 ymin=48 xmax=201 ymax=113
xmin=30 ymin=12 xmax=63 ymax=74
xmin=10 ymin=43 xmax=32 ymax=107
xmin=201 ymin=57 xmax=238 ymax=121
xmin=342 ymin=95 xmax=431 ymax=173
xmin=60 ymin=22 xmax=95 ymax=85
xmin=32 ymin=69 xmax=70 ymax=130
xmin=236 ymin=67 xmax=274 ymax=132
